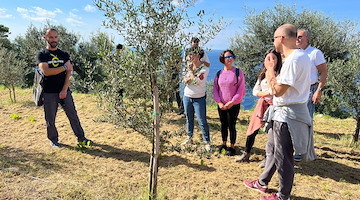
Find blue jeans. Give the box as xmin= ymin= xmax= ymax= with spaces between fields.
xmin=183 ymin=95 xmax=210 ymax=143
xmin=307 ymin=83 xmax=318 ymax=119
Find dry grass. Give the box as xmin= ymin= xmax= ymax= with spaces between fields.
xmin=0 ymin=87 xmax=359 ymax=200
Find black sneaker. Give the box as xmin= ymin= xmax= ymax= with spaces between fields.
xmin=50 ymin=141 xmax=62 ymax=148
xmin=219 ymin=145 xmax=227 ymax=153
xmin=226 ymin=147 xmax=236 ymax=156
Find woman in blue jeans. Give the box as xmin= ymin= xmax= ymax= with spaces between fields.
xmin=182 ymin=46 xmax=211 ymax=151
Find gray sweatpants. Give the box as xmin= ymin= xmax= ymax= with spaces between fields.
xmin=43 ymin=91 xmax=86 ymax=143
xmin=259 ymin=120 xmax=294 ymax=200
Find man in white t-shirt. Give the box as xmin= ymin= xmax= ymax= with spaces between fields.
xmin=296 ymin=29 xmax=328 ymax=118
xmin=243 ymin=24 xmax=312 ymax=200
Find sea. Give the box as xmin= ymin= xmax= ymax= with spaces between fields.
xmin=206 ymin=49 xmax=257 ymax=110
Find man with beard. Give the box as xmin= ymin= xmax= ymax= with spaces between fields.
xmin=36 ymin=28 xmax=92 ymax=148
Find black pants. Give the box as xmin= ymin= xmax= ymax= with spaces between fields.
xmin=175 ymin=84 xmax=184 ymax=112
xmin=218 ymin=104 xmax=240 ymax=144
xmin=245 ymin=129 xmax=259 ymax=153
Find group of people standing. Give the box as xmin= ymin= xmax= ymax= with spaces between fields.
xmin=37 ymin=23 xmax=327 ymax=200
xmin=180 ymin=23 xmax=327 ymax=200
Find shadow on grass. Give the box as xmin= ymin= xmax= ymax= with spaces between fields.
xmin=295 ymin=158 xmax=360 ymax=184
xmin=0 ymin=146 xmax=63 ymax=176
xmin=315 ymin=131 xmax=346 ymax=140
xmin=290 ymin=196 xmax=325 ymax=200
xmin=69 ymin=143 xmax=216 ymax=172
xmin=315 ymin=146 xmax=360 ymax=162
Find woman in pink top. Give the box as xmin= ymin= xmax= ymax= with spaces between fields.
xmin=213 ymin=50 xmax=246 ymax=156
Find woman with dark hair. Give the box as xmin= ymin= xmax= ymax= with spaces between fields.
xmin=181 ymin=46 xmax=211 ymax=151
xmin=235 ymin=48 xmax=282 ymax=163
xmin=213 ymin=50 xmax=246 ymax=156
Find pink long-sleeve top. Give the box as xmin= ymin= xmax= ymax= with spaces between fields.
xmin=213 ymin=67 xmax=246 ymax=105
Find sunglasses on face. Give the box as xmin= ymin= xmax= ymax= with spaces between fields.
xmin=224 ymin=56 xmax=235 ymax=59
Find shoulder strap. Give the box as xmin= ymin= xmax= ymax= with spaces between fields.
xmin=216 ymin=69 xmax=222 ymax=86
xmin=235 ymin=68 xmax=240 ymax=84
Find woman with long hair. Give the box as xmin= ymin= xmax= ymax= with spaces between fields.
xmin=235 ymin=48 xmax=282 ymax=163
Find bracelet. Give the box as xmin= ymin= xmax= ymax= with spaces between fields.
xmin=63 ymin=64 xmax=68 ymax=71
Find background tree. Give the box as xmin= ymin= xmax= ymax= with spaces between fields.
xmin=95 ymin=0 xmax=227 ymax=198
xmin=326 ymin=33 xmax=360 ymax=142
xmin=0 ymin=25 xmax=11 ymax=49
xmin=72 ymin=31 xmax=113 ymax=93
xmin=230 ymin=4 xmax=359 ymax=141
xmin=231 ymin=4 xmax=353 ymax=88
xmin=0 ymin=46 xmax=26 ymax=102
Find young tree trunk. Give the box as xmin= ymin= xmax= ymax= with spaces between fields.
xmin=353 ymin=112 xmax=360 ymax=142
xmin=8 ymin=88 xmax=13 ymax=103
xmin=12 ymin=85 xmax=16 ymax=103
xmin=149 ymin=86 xmax=160 ymax=200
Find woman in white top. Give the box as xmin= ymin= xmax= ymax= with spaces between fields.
xmin=181 ymin=46 xmax=211 ymax=151
xmin=235 ymin=49 xmax=282 ymax=163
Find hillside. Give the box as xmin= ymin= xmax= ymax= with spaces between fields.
xmin=0 ymin=87 xmax=359 ymax=200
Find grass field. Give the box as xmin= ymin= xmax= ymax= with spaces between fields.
xmin=0 ymin=87 xmax=359 ymax=200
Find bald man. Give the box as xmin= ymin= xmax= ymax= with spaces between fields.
xmin=36 ymin=28 xmax=92 ymax=148
xmin=243 ymin=24 xmax=314 ymax=200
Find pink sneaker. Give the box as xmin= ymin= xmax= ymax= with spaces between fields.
xmin=260 ymin=193 xmax=290 ymax=200
xmin=243 ymin=179 xmax=268 ymax=193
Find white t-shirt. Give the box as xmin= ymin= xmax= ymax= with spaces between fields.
xmin=184 ymin=66 xmax=209 ymax=98
xmin=273 ymin=49 xmax=311 ymax=106
xmin=252 ymin=78 xmax=272 ymax=100
xmin=304 ymin=46 xmax=326 ymax=84
xmin=200 ymin=52 xmax=210 ymax=64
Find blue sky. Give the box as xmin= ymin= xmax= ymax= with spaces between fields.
xmin=0 ymin=0 xmax=359 ymax=50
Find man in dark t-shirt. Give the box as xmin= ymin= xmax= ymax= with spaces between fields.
xmin=36 ymin=28 xmax=92 ymax=148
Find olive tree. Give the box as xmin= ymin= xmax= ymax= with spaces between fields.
xmin=327 ymin=33 xmax=360 ymax=142
xmin=95 ymin=0 xmax=227 ymax=198
xmin=0 ymin=46 xmax=26 ymax=102
xmin=72 ymin=31 xmax=113 ymax=93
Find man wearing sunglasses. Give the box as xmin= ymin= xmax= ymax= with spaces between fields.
xmin=296 ymin=29 xmax=327 ymax=117
xmin=295 ymin=29 xmax=327 ymax=162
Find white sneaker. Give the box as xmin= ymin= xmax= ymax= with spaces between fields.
xmin=181 ymin=139 xmax=193 ymax=145
xmin=205 ymin=144 xmax=211 ymax=152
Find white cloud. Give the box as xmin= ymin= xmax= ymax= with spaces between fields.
xmin=66 ymin=12 xmax=84 ymax=27
xmin=16 ymin=7 xmax=62 ymax=22
xmin=0 ymin=8 xmax=12 ymax=18
xmin=84 ymin=5 xmax=96 ymax=12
